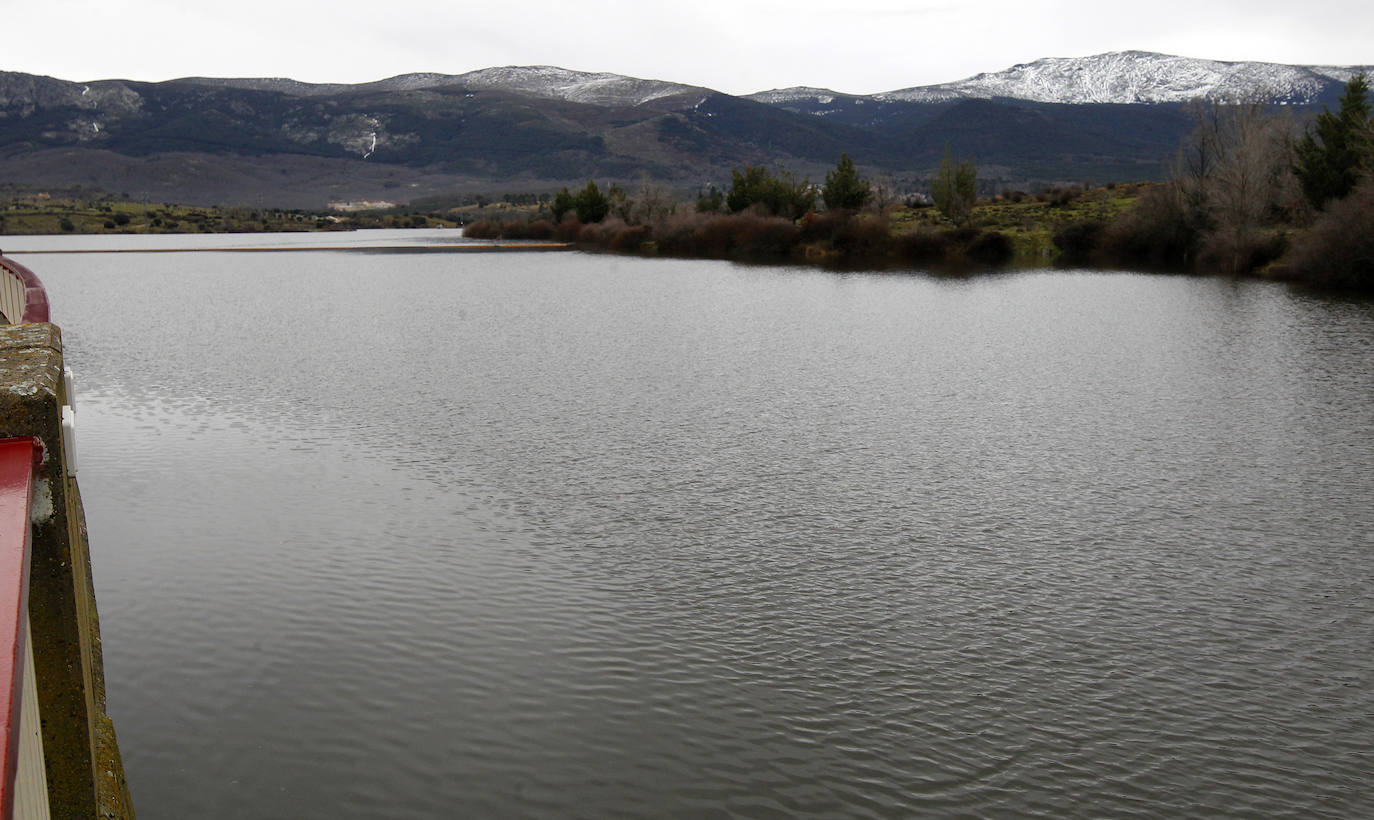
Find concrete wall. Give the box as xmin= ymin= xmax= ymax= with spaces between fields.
xmin=0 ymin=324 xmax=132 ymax=820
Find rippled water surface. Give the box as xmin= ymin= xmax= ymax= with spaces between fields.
xmin=17 ymin=234 xmax=1374 ymax=818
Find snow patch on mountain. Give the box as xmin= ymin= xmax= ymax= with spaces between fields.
xmin=451 ymin=66 xmax=698 ymax=106
xmin=746 ymin=87 xmax=843 ymax=105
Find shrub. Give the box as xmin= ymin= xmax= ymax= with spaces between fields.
xmin=892 ymin=226 xmax=1012 ymax=268
xmin=461 ymin=219 xmax=503 ymax=239
xmin=575 ymin=217 xmax=648 ymax=251
xmin=516 ymin=219 xmax=555 ymax=240
xmin=1052 ymin=220 xmax=1106 ymax=267
xmin=966 ymin=230 xmax=1015 ymax=266
xmin=607 ymin=223 xmax=651 ymax=252
xmin=553 ymin=215 xmax=584 ymax=243
xmin=893 ymin=228 xmax=955 ymax=264
xmin=1283 ymin=177 xmax=1374 ymax=288
xmin=653 ymin=212 xmax=719 ymax=257
xmin=1196 ymin=229 xmax=1288 ymax=275
xmin=576 ymin=221 xmax=607 ymax=244
xmin=797 ymin=209 xmax=853 ymax=244
xmin=1047 ymin=185 xmax=1085 ymax=208
xmin=649 ymin=211 xmax=800 ymax=260
xmin=1096 ymin=184 xmax=1203 ymax=269
xmin=729 ymin=213 xmax=799 ymax=259
xmin=830 ymin=213 xmax=892 ymax=258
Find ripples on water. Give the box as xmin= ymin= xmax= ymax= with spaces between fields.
xmin=25 ymin=239 xmax=1374 ymax=818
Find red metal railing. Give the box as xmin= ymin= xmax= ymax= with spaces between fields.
xmin=0 ymin=257 xmax=50 ymax=325
xmin=0 ymin=437 xmax=45 ymax=819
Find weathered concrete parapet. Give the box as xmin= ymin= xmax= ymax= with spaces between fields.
xmin=0 ymin=324 xmax=132 ymax=820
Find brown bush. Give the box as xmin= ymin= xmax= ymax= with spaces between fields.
xmin=797 ymin=209 xmax=854 ymax=243
xmin=1095 ymin=184 xmax=1203 ymax=270
xmin=966 ymin=230 xmax=1015 ymax=266
xmin=552 ymin=215 xmax=584 ymax=243
xmin=1196 ymin=229 xmax=1288 ymax=275
xmin=652 ymin=212 xmax=717 ymax=257
xmin=1047 ymin=185 xmax=1085 ymax=208
xmin=796 ymin=210 xmax=893 ymax=259
xmin=1052 ymin=220 xmax=1106 ymax=267
xmin=461 ymin=217 xmax=556 ymax=240
xmin=893 ymin=227 xmax=1013 ymax=268
xmin=1283 ymin=177 xmax=1374 ymax=289
xmin=576 ymin=217 xmax=651 ymax=252
xmin=608 ymin=224 xmax=651 ymax=252
xmin=730 ymin=213 xmax=799 ymax=259
xmin=506 ymin=219 xmax=555 ymax=240
xmin=461 ymin=219 xmax=504 ymax=239
xmin=650 ymin=211 xmax=799 ymax=260
xmin=831 ymin=213 xmax=892 ymax=258
xmin=893 ymin=228 xmax=956 ymax=264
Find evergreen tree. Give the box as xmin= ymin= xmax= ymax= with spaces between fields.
xmin=727 ymin=165 xmax=769 ymax=213
xmin=1294 ymin=74 xmax=1373 ymax=209
xmin=551 ymin=187 xmax=576 ymax=222
xmin=696 ymin=185 xmax=724 ymax=213
xmin=822 ymin=153 xmax=872 ymax=210
xmin=726 ymin=165 xmax=815 ymax=219
xmin=573 ymin=180 xmax=610 ymax=223
xmin=931 ymin=144 xmax=977 ymax=226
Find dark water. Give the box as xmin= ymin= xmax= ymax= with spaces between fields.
xmin=21 ymin=236 xmax=1374 ymax=818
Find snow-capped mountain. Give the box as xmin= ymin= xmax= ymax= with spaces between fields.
xmin=750 ymin=51 xmax=1372 ymax=107
xmin=178 ymin=67 xmax=700 ymax=106
xmin=448 ymin=66 xmax=700 ymax=106
xmin=180 ymin=52 xmax=1370 ymax=111
xmin=6 ymin=49 xmax=1372 ymax=206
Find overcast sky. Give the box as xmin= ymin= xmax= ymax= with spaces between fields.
xmin=5 ymin=0 xmax=1371 ymax=95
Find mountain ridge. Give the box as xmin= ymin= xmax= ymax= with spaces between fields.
xmin=750 ymin=51 xmax=1373 ymax=106
xmin=1 ymin=51 xmax=1368 ymax=208
xmin=99 ymin=50 xmax=1374 ymax=108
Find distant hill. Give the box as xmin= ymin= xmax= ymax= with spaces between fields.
xmin=0 ymin=52 xmax=1366 ymax=208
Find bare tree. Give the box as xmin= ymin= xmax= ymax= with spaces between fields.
xmin=629 ymin=182 xmax=677 ymax=226
xmin=1171 ymin=93 xmax=1295 ymax=271
xmin=931 ymin=144 xmax=977 ymax=227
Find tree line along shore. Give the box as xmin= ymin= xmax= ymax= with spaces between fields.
xmin=468 ymin=77 xmax=1374 ymax=292
xmin=5 ymin=77 xmax=1372 ymax=292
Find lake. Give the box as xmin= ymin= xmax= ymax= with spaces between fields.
xmin=13 ymin=230 xmax=1374 ymax=818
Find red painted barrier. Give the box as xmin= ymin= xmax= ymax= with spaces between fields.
xmin=0 ymin=257 xmax=50 ymax=324
xmin=0 ymin=437 xmax=40 ymax=819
